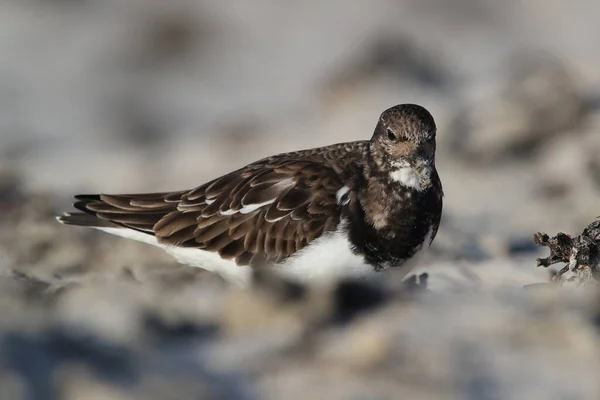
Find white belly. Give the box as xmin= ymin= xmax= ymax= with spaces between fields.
xmin=97 ymin=221 xmax=377 ymax=286
xmin=276 ymin=225 xmax=376 ymax=284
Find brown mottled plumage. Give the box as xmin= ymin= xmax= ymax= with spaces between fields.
xmin=58 ymin=104 xmax=443 ymax=283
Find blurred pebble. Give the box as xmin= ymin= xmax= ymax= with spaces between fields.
xmin=318 ymin=320 xmax=392 ymax=371
xmin=448 ymin=52 xmax=588 ymax=164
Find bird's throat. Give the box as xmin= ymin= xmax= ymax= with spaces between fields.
xmin=389 ymin=160 xmax=432 ymax=191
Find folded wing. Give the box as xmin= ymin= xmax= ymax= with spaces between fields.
xmin=61 ymin=159 xmax=347 ymax=267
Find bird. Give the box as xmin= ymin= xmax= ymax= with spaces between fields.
xmin=57 ymin=104 xmax=443 ymax=286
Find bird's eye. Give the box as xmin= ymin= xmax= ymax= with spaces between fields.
xmin=386 ymin=128 xmax=398 ymax=142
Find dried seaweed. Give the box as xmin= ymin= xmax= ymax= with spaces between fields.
xmin=534 ymin=219 xmax=600 ymax=284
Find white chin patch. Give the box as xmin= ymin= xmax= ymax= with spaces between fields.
xmin=390 ymin=166 xmax=422 ymax=191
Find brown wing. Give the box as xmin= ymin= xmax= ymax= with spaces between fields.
xmin=69 ymin=159 xmax=349 ymax=267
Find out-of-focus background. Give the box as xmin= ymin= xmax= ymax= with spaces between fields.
xmin=1 ymin=1 xmax=600 ymax=399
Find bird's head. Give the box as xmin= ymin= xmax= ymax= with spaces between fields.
xmin=370 ymin=104 xmax=437 ymax=191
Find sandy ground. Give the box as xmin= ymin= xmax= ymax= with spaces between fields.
xmin=1 ymin=1 xmax=600 ymax=399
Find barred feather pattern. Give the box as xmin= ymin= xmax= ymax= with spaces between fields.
xmin=67 ymin=142 xmax=368 ymax=267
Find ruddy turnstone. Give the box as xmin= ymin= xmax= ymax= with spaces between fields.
xmin=57 ymin=104 xmax=443 ymax=285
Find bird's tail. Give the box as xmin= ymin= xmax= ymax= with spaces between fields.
xmin=56 ymin=211 xmax=117 ymax=228
xmin=55 ymin=193 xmax=180 ymax=234
xmin=56 ymin=194 xmax=116 ymax=228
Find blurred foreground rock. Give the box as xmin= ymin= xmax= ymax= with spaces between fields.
xmin=3 ymin=260 xmax=600 ymax=400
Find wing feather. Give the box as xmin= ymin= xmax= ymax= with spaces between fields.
xmin=61 ymin=143 xmax=367 ymax=266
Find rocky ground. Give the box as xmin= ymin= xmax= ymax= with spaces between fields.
xmin=1 ymin=189 xmax=600 ymax=399
xmin=1 ymin=1 xmax=600 ymax=399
